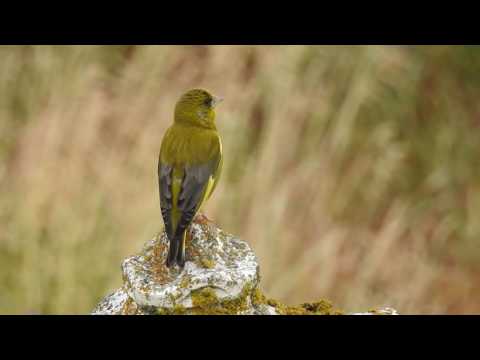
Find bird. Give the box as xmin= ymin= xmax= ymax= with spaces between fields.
xmin=158 ymin=89 xmax=223 ymax=268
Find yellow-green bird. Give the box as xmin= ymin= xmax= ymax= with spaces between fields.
xmin=158 ymin=89 xmax=223 ymax=268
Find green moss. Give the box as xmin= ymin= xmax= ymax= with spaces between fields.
xmin=157 ymin=303 xmax=187 ymax=315
xmin=156 ymin=285 xmax=344 ymax=315
xmin=252 ymin=287 xmax=342 ymax=315
xmin=179 ymin=276 xmax=191 ymax=289
xmin=157 ymin=283 xmax=253 ymax=315
xmin=190 ymin=283 xmax=252 ymax=315
xmin=200 ymin=258 xmax=216 ymax=269
xmin=252 ymin=287 xmax=268 ymax=305
xmin=191 ymin=287 xmax=219 ymax=308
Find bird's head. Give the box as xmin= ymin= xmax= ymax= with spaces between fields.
xmin=174 ymin=88 xmax=223 ymax=128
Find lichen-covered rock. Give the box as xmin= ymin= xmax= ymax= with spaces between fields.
xmin=92 ymin=218 xmax=398 ymax=315
xmin=122 ymin=222 xmax=259 ymax=311
xmin=92 ymin=286 xmax=150 ymax=315
xmin=93 ymin=219 xmax=277 ymax=315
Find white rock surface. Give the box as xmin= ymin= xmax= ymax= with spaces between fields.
xmin=350 ymin=307 xmax=399 ymax=315
xmin=92 ymin=219 xmax=398 ymax=315
xmin=93 ymin=220 xmax=276 ymax=315
xmin=122 ymin=223 xmax=258 ymax=309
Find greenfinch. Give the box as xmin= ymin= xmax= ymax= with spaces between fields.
xmin=158 ymin=89 xmax=223 ymax=268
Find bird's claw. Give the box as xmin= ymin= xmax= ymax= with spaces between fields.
xmin=194 ymin=213 xmax=213 ymax=225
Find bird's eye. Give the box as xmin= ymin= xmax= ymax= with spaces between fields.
xmin=203 ymin=97 xmax=213 ymax=107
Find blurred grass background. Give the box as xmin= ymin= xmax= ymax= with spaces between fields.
xmin=1 ymin=45 xmax=480 ymax=314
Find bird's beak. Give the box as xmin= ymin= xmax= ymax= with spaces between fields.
xmin=212 ymin=96 xmax=224 ymax=108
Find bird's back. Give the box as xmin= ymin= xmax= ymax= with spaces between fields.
xmin=160 ymin=124 xmax=221 ymax=166
xmin=159 ymin=123 xmax=222 ymax=237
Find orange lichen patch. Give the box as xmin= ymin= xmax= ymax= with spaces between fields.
xmin=150 ymin=235 xmax=175 ymax=285
xmin=185 ymin=225 xmax=218 ymax=268
xmin=185 ymin=246 xmax=200 ymax=265
xmin=122 ymin=296 xmax=139 ymax=315
xmin=184 ymin=230 xmax=199 ymax=261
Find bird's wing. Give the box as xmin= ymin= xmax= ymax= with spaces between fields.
xmin=159 ymin=130 xmax=221 ymax=240
xmin=158 ymin=162 xmax=174 ymax=240
xmin=175 ymin=156 xmax=220 ymax=237
xmin=204 ymin=136 xmax=223 ymax=202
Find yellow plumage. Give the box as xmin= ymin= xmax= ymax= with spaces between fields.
xmin=158 ymin=89 xmax=223 ymax=268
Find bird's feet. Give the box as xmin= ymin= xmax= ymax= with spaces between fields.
xmin=194 ymin=213 xmax=213 ymax=225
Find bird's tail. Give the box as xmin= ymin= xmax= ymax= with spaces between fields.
xmin=166 ymin=231 xmax=186 ymax=268
xmin=176 ymin=231 xmax=186 ymax=268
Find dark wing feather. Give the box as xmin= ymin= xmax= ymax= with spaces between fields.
xmin=158 ymin=163 xmax=174 ymax=240
xmin=174 ymin=159 xmax=218 ymax=238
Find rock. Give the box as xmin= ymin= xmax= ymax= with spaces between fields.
xmin=92 ymin=218 xmax=398 ymax=315
xmin=92 ymin=286 xmax=144 ymax=315
xmin=93 ymin=219 xmax=275 ymax=315
xmin=350 ymin=307 xmax=399 ymax=315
